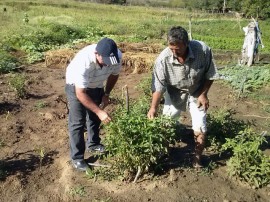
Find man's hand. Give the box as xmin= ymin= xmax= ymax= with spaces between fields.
xmin=147 ymin=107 xmax=157 ymax=119
xmin=75 ymin=87 xmax=112 ymax=123
xmin=147 ymin=91 xmax=162 ymax=119
xmin=96 ymin=110 xmax=111 ymax=124
xmin=197 ymin=94 xmax=209 ymax=111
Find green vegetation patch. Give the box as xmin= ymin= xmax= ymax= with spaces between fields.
xmin=0 ymin=49 xmax=18 ymax=74
xmin=222 ymin=128 xmax=270 ymax=188
xmin=103 ymin=98 xmax=176 ymax=180
xmin=220 ymin=65 xmax=270 ymax=96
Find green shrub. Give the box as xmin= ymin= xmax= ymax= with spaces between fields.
xmin=207 ymin=108 xmax=248 ymax=152
xmin=221 ymin=128 xmax=270 ymax=188
xmin=0 ymin=50 xmax=18 ymax=74
xmin=9 ymin=73 xmax=27 ymax=98
xmin=104 ymin=98 xmax=176 ymax=179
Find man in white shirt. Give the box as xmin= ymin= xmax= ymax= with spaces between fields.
xmin=65 ymin=37 xmax=122 ymax=171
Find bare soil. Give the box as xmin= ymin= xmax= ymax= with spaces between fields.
xmin=0 ymin=44 xmax=270 ymax=202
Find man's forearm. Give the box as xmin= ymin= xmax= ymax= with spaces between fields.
xmin=200 ymin=80 xmax=213 ymax=96
xmin=75 ymin=88 xmax=101 ymax=114
xmin=105 ymin=74 xmax=119 ymax=95
xmin=150 ymin=91 xmax=163 ymax=109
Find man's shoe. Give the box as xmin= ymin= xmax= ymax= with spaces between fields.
xmin=72 ymin=160 xmax=90 ymax=172
xmin=88 ymin=144 xmax=106 ymax=153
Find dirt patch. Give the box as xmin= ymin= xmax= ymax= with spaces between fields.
xmin=0 ymin=43 xmax=270 ymax=202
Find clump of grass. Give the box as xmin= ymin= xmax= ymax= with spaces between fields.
xmin=68 ymin=185 xmax=86 ymax=197
xmin=34 ymin=101 xmax=47 ymax=110
xmin=8 ymin=73 xmax=27 ymax=98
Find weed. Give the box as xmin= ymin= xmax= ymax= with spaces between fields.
xmin=8 ymin=73 xmax=27 ymax=98
xmin=198 ymin=161 xmax=217 ymax=176
xmin=34 ymin=101 xmax=47 ymax=110
xmin=68 ymin=185 xmax=86 ymax=197
xmin=35 ymin=147 xmax=46 ymax=170
xmin=23 ymin=13 xmax=29 ymax=24
xmin=0 ymin=139 xmax=5 ymax=148
xmin=5 ymin=111 xmax=11 ymax=120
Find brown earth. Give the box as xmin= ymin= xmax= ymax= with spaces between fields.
xmin=0 ymin=43 xmax=270 ymax=202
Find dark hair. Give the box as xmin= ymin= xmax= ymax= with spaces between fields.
xmin=167 ymin=26 xmax=189 ymax=45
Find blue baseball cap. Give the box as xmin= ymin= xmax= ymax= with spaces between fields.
xmin=96 ymin=37 xmax=120 ymax=66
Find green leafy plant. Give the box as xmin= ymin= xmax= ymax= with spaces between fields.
xmin=220 ymin=65 xmax=270 ymax=97
xmin=104 ymin=98 xmax=176 ymax=181
xmin=221 ymin=128 xmax=270 ymax=188
xmin=0 ymin=50 xmax=18 ymax=74
xmin=206 ymin=108 xmax=248 ymax=152
xmin=9 ymin=73 xmax=27 ymax=98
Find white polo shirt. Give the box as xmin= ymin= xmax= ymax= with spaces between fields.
xmin=66 ymin=44 xmax=122 ymax=88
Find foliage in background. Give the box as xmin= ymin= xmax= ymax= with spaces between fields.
xmin=206 ymin=108 xmax=248 ymax=152
xmin=5 ymin=21 xmax=87 ymax=63
xmin=0 ymin=0 xmax=270 ymax=68
xmin=8 ymin=73 xmax=27 ymax=98
xmin=221 ymin=128 xmax=270 ymax=188
xmin=126 ymin=0 xmax=270 ymax=19
xmin=220 ymin=64 xmax=270 ymax=97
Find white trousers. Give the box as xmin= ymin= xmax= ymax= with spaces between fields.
xmin=162 ymin=91 xmax=207 ymax=133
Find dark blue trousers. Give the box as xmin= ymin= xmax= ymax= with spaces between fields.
xmin=65 ymin=84 xmax=104 ymax=161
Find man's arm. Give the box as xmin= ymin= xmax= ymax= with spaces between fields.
xmin=147 ymin=91 xmax=163 ymax=119
xmin=75 ymin=87 xmax=111 ymax=123
xmin=197 ymin=80 xmax=213 ymax=111
xmin=99 ymin=74 xmax=119 ymax=109
xmin=105 ymin=74 xmax=119 ymax=95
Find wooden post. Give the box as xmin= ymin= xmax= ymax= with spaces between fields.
xmin=122 ymin=85 xmax=129 ymax=113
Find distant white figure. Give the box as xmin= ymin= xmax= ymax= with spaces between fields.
xmin=240 ymin=19 xmax=263 ymax=66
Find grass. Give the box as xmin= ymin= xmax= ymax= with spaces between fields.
xmin=0 ymin=1 xmax=270 ymax=69
xmin=68 ymin=185 xmax=87 ymax=197
xmin=0 ymin=1 xmax=270 ymax=51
